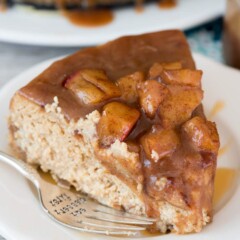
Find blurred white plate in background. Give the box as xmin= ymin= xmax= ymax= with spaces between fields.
xmin=0 ymin=0 xmax=225 ymax=46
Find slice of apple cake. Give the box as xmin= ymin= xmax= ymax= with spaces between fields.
xmin=8 ymin=30 xmax=220 ymax=234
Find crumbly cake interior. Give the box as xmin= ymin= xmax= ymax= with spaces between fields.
xmin=8 ymin=30 xmax=220 ymax=234
xmin=9 ymin=94 xmax=211 ymax=233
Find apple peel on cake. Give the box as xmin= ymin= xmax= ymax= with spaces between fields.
xmin=8 ymin=30 xmax=220 ymax=234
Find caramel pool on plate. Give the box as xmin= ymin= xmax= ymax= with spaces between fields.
xmin=213 ymin=167 xmax=237 ymax=207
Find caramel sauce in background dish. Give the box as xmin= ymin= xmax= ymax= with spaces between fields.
xmin=0 ymin=0 xmax=177 ymax=27
xmin=62 ymin=9 xmax=114 ymax=27
xmin=0 ymin=0 xmax=7 ymax=11
xmin=158 ymin=0 xmax=176 ymax=9
xmin=223 ymin=0 xmax=240 ymax=69
xmin=61 ymin=0 xmax=177 ymax=27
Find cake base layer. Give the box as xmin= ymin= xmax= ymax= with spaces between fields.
xmin=9 ymin=93 xmax=210 ymax=234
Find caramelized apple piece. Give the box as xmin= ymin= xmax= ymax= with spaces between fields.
xmin=148 ymin=63 xmax=164 ymax=79
xmin=161 ymin=62 xmax=182 ymax=70
xmin=159 ymin=86 xmax=203 ymax=128
xmin=65 ymin=77 xmax=104 ymax=104
xmin=182 ymin=116 xmax=220 ymax=154
xmin=97 ymin=102 xmax=140 ymax=146
xmin=116 ymin=72 xmax=144 ymax=103
xmin=144 ymin=168 xmax=188 ymax=208
xmin=141 ymin=126 xmax=180 ymax=161
xmin=137 ymin=80 xmax=169 ymax=118
xmin=145 ymin=176 xmax=168 ymax=200
xmin=80 ymin=69 xmax=121 ymax=97
xmin=149 ymin=62 xmax=182 ymax=79
xmin=161 ymin=69 xmax=202 ymax=87
xmin=65 ymin=69 xmax=121 ymax=104
xmin=163 ymin=184 xmax=188 ymax=209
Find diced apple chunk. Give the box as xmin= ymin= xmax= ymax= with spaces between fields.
xmin=65 ymin=76 xmax=104 ymax=104
xmin=148 ymin=62 xmax=182 ymax=79
xmin=159 ymin=86 xmax=203 ymax=128
xmin=161 ymin=62 xmax=182 ymax=70
xmin=97 ymin=102 xmax=140 ymax=146
xmin=182 ymin=116 xmax=220 ymax=154
xmin=116 ymin=71 xmax=144 ymax=103
xmin=161 ymin=69 xmax=202 ymax=87
xmin=65 ymin=69 xmax=121 ymax=104
xmin=141 ymin=126 xmax=180 ymax=161
xmin=137 ymin=80 xmax=169 ymax=118
xmin=164 ymin=187 xmax=188 ymax=209
xmin=148 ymin=63 xmax=164 ymax=79
xmin=80 ymin=69 xmax=121 ymax=97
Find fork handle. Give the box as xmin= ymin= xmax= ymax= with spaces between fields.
xmin=0 ymin=150 xmax=40 ymax=188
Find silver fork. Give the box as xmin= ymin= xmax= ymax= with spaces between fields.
xmin=0 ymin=151 xmax=156 ymax=236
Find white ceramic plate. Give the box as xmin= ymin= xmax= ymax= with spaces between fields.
xmin=0 ymin=53 xmax=240 ymax=240
xmin=0 ymin=0 xmax=225 ymax=46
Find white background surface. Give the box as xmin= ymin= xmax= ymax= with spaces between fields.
xmin=0 ymin=53 xmax=240 ymax=239
xmin=0 ymin=0 xmax=225 ymax=46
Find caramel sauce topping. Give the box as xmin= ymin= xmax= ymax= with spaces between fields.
xmin=19 ymin=31 xmax=195 ymax=120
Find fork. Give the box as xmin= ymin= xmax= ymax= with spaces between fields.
xmin=0 ymin=151 xmax=156 ymax=236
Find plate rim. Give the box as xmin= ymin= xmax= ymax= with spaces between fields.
xmin=0 ymin=53 xmax=240 ymax=240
